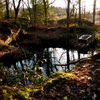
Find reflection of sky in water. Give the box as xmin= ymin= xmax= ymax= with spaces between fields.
xmin=49 ymin=48 xmax=97 ymax=72
xmin=50 ymin=48 xmax=93 ymax=65
xmin=16 ymin=48 xmax=97 ymax=74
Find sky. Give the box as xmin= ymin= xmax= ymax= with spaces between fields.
xmin=49 ymin=0 xmax=100 ymax=12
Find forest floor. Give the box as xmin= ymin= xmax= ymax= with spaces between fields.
xmin=32 ymin=53 xmax=100 ymax=100
xmin=0 ymin=53 xmax=99 ymax=100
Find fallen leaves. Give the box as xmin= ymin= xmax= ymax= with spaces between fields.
xmin=0 ymin=57 xmax=99 ymax=100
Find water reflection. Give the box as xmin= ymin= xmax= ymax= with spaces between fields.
xmin=50 ymin=48 xmax=96 ymax=63
xmin=49 ymin=48 xmax=96 ymax=71
xmin=15 ymin=48 xmax=96 ymax=75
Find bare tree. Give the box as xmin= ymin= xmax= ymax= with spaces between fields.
xmin=26 ymin=0 xmax=32 ymax=21
xmin=0 ymin=0 xmax=3 ymax=19
xmin=31 ymin=0 xmax=37 ymax=25
xmin=66 ymin=0 xmax=70 ymax=28
xmin=43 ymin=0 xmax=48 ymax=25
xmin=93 ymin=0 xmax=97 ymax=24
xmin=78 ymin=0 xmax=81 ymax=21
xmin=12 ymin=0 xmax=22 ymax=19
xmin=43 ymin=0 xmax=56 ymax=25
xmin=64 ymin=0 xmax=71 ymax=70
xmin=21 ymin=0 xmax=33 ymax=22
xmin=83 ymin=0 xmax=86 ymax=18
xmin=5 ymin=0 xmax=10 ymax=19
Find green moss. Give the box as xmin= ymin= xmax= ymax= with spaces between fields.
xmin=17 ymin=89 xmax=30 ymax=100
xmin=44 ymin=71 xmax=78 ymax=92
xmin=50 ymin=71 xmax=77 ymax=80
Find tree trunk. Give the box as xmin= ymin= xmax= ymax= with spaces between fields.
xmin=27 ymin=0 xmax=33 ymax=22
xmin=66 ymin=49 xmax=70 ymax=70
xmin=31 ymin=0 xmax=37 ymax=25
xmin=33 ymin=2 xmax=37 ymax=25
xmin=12 ymin=0 xmax=21 ymax=19
xmin=83 ymin=1 xmax=86 ymax=18
xmin=46 ymin=48 xmax=50 ymax=76
xmin=43 ymin=0 xmax=48 ymax=25
xmin=78 ymin=51 xmax=80 ymax=60
xmin=0 ymin=0 xmax=3 ymax=19
xmin=5 ymin=0 xmax=10 ymax=19
xmin=66 ymin=0 xmax=70 ymax=70
xmin=93 ymin=0 xmax=97 ymax=24
xmin=79 ymin=0 xmax=81 ymax=24
xmin=66 ymin=0 xmax=70 ymax=29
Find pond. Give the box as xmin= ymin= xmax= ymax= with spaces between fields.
xmin=15 ymin=48 xmax=96 ymax=76
xmin=44 ymin=48 xmax=96 ymax=72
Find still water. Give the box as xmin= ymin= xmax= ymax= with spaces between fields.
xmin=16 ymin=48 xmax=96 ymax=74
xmin=49 ymin=48 xmax=90 ymax=64
xmin=47 ymin=48 xmax=96 ymax=71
